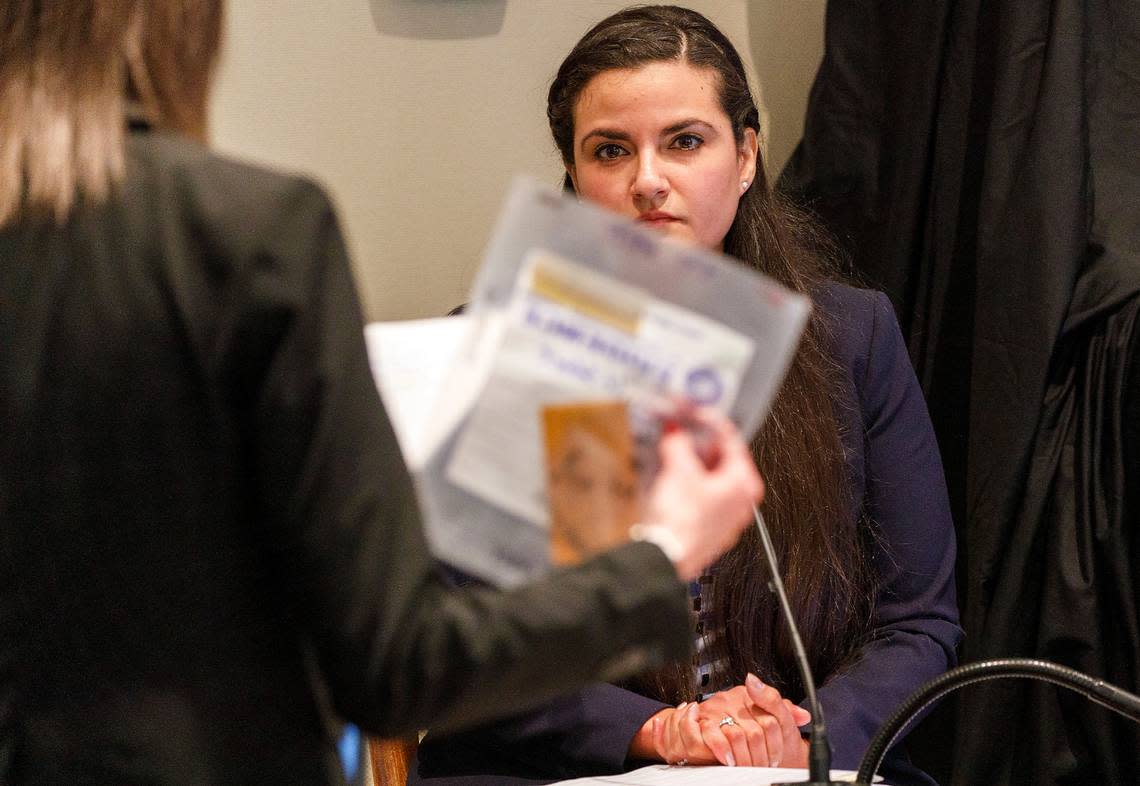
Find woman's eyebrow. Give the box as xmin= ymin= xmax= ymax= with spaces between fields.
xmin=579 ymin=128 xmax=630 ymax=152
xmin=662 ymin=118 xmax=716 ymax=135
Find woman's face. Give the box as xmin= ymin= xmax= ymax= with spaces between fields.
xmin=548 ymin=427 xmax=638 ymax=562
xmin=566 ymin=61 xmax=758 ymax=252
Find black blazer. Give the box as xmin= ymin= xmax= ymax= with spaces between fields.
xmin=0 ymin=129 xmax=691 ymax=784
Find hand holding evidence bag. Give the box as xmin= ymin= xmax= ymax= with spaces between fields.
xmin=372 ymin=177 xmax=809 ymax=585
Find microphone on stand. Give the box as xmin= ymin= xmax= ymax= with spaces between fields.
xmin=752 ymin=505 xmax=850 ymax=786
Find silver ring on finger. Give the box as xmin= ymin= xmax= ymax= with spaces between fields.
xmin=719 ymin=715 xmax=736 ymax=728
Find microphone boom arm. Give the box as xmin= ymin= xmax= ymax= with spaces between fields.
xmin=855 ymin=658 xmax=1140 ymax=784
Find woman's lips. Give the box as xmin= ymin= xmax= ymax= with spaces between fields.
xmin=637 ymin=211 xmax=680 ymax=226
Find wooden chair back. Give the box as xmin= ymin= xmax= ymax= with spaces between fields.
xmin=368 ymin=736 xmax=418 ymax=786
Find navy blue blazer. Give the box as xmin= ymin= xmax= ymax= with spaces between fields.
xmin=411 ymin=284 xmax=963 ymax=786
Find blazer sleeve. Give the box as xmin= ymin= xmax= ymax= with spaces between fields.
xmin=413 ymin=570 xmax=671 ymax=779
xmin=222 ymin=176 xmax=693 ymax=737
xmin=812 ymin=289 xmax=963 ymax=769
xmin=416 ymin=682 xmax=668 ymax=780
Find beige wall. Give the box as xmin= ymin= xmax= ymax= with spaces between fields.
xmin=749 ymin=1 xmax=826 ymax=178
xmin=210 ymin=1 xmax=825 ymax=322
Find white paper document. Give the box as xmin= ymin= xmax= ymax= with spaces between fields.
xmin=548 ymin=764 xmax=875 ymax=785
xmin=363 ymin=316 xmax=475 ymax=470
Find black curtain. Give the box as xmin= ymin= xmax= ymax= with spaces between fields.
xmin=779 ymin=1 xmax=1140 ymax=784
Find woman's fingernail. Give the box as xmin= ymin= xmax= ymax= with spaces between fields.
xmin=677 ymin=701 xmax=688 ymax=710
xmin=726 ymin=751 xmax=736 ymax=767
xmin=746 ymin=673 xmax=763 ymax=688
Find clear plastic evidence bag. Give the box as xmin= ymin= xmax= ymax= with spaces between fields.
xmin=398 ymin=176 xmax=809 ymax=586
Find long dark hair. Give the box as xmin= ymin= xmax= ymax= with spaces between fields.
xmin=547 ymin=5 xmax=874 ymax=702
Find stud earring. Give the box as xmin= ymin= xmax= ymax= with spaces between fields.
xmin=741 ymin=180 xmax=749 ymax=191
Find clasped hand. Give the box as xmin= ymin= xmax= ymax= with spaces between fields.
xmin=635 ymin=673 xmax=810 ymax=768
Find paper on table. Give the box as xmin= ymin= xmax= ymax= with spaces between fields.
xmin=363 ymin=316 xmax=477 ymax=470
xmin=547 ymin=764 xmax=877 ymax=785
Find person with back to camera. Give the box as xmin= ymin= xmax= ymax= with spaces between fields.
xmin=0 ymin=2 xmax=768 ymax=783
xmin=411 ymin=6 xmax=963 ymax=785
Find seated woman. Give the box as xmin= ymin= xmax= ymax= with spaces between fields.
xmin=411 ymin=6 xmax=961 ymax=784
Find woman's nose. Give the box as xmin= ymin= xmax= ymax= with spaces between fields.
xmin=631 ymin=155 xmax=668 ymax=207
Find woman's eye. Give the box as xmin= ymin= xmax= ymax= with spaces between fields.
xmin=672 ymin=133 xmax=703 ymax=150
xmin=594 ymin=143 xmax=627 ymax=160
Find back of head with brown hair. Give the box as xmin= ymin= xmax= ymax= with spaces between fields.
xmin=0 ymin=0 xmax=224 ymax=227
